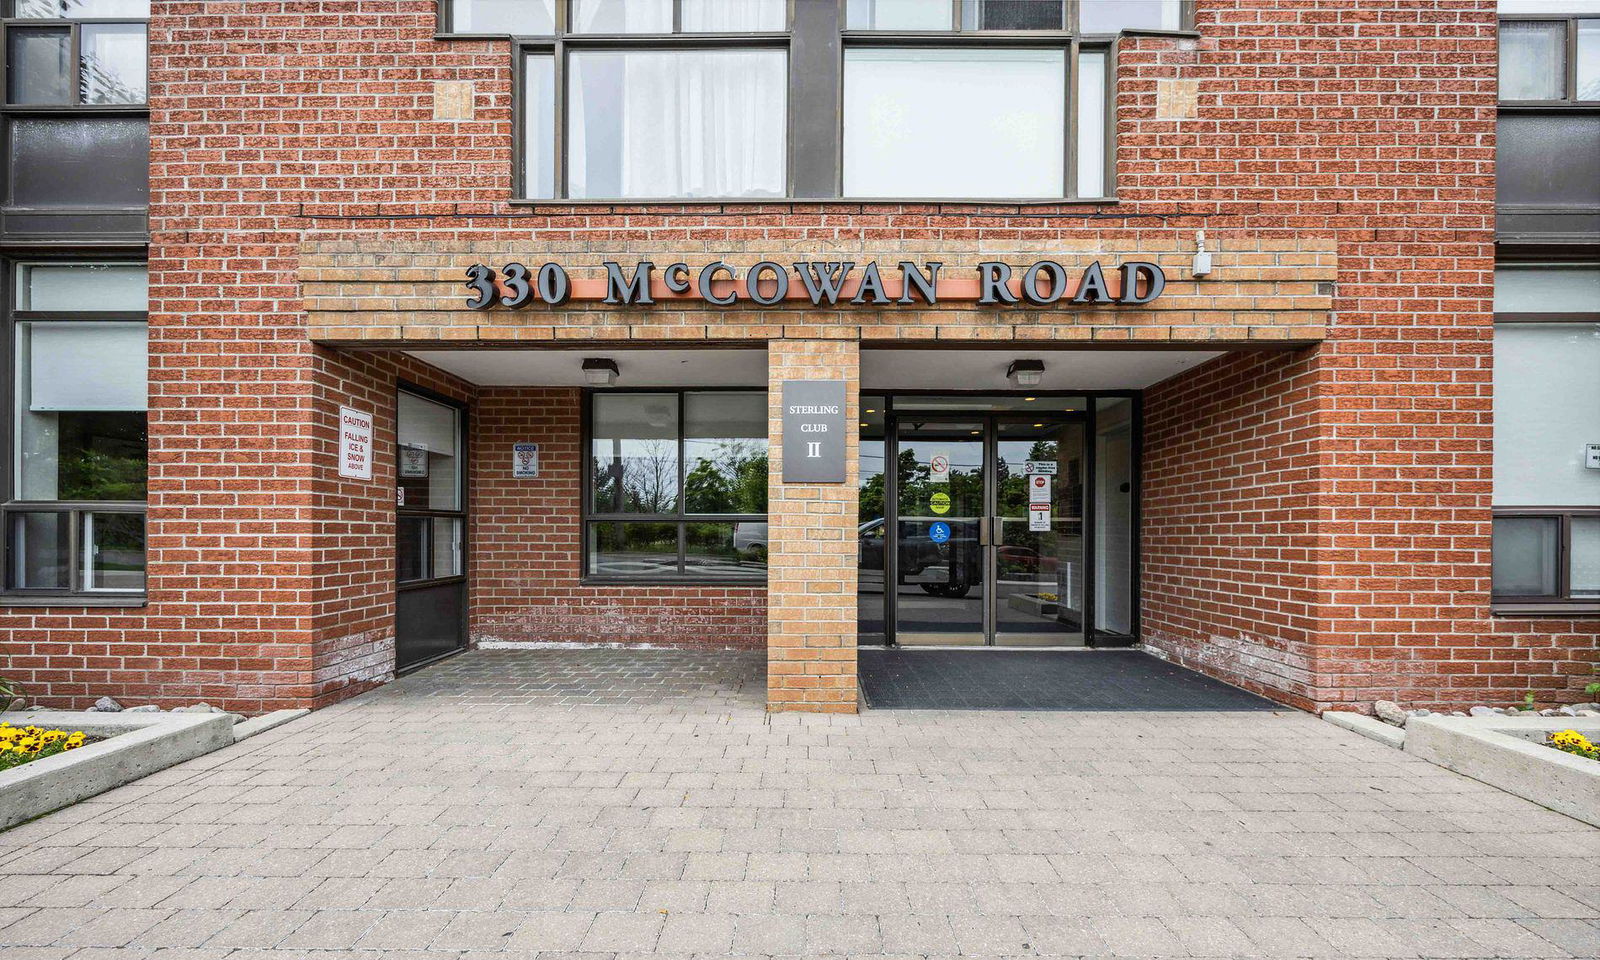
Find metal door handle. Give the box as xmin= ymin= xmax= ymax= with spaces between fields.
xmin=978 ymin=518 xmax=989 ymax=546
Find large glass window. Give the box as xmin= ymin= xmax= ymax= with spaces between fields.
xmin=500 ymin=0 xmax=1159 ymax=200
xmin=2 ymin=1 xmax=149 ymax=216
xmin=2 ymin=1 xmax=147 ymax=104
xmin=1498 ymin=4 xmax=1600 ymax=102
xmin=4 ymin=259 xmax=147 ymax=597
xmin=443 ymin=0 xmax=554 ymax=35
xmin=843 ymin=48 xmax=1065 ymax=198
xmin=586 ymin=390 xmax=767 ymax=581
xmin=1491 ymin=264 xmax=1600 ymax=606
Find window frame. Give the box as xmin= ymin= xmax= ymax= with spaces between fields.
xmin=1497 ymin=13 xmax=1600 ymax=106
xmin=580 ymin=386 xmax=769 ymax=586
xmin=0 ymin=3 xmax=150 ymax=237
xmin=1490 ymin=260 xmax=1600 ymax=615
xmin=396 ymin=383 xmax=469 ymax=591
xmin=0 ymin=253 xmax=148 ymax=605
xmin=478 ymin=0 xmax=1196 ymax=204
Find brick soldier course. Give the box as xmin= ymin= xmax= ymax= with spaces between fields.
xmin=0 ymin=2 xmax=1594 ymax=715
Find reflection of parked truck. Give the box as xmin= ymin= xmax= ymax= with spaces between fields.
xmin=732 ymin=522 xmax=767 ymax=560
xmin=859 ymin=518 xmax=982 ymax=598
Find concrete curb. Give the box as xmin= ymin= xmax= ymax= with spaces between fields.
xmin=1322 ymin=710 xmax=1406 ymax=748
xmin=232 ymin=708 xmax=310 ymax=743
xmin=0 ymin=711 xmax=234 ymax=831
xmin=1405 ymin=715 xmax=1600 ymax=827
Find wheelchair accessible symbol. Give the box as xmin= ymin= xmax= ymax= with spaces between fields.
xmin=928 ymin=521 xmax=951 ymax=544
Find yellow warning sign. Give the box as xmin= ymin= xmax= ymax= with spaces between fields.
xmin=930 ymin=492 xmax=951 ymax=515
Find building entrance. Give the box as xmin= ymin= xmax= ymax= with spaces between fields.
xmin=858 ymin=395 xmax=1137 ymax=648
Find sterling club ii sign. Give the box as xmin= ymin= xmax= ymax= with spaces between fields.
xmin=782 ymin=381 xmax=847 ymax=484
xmin=463 ymin=259 xmax=1165 ymax=309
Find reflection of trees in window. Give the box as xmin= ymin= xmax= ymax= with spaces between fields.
xmin=591 ymin=438 xmax=677 ymax=514
xmin=685 ymin=438 xmax=767 ymax=514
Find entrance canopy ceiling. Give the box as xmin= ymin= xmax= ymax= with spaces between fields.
xmin=406 ymin=347 xmax=1224 ymax=390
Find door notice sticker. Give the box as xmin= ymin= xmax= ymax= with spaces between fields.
xmin=929 ymin=451 xmax=950 ymax=483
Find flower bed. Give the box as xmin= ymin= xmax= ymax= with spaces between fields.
xmin=0 ymin=721 xmax=91 ymax=771
xmin=1548 ymin=728 xmax=1600 ymax=761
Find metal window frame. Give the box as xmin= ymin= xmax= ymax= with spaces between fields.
xmin=0 ymin=7 xmax=149 ymax=237
xmin=481 ymin=0 xmax=1191 ymax=203
xmin=1491 ymin=507 xmax=1600 ymax=606
xmin=1497 ymin=14 xmax=1600 ymax=106
xmin=580 ymin=386 xmax=770 ymax=586
xmin=396 ymin=382 xmax=470 ymax=591
xmin=0 ymin=252 xmax=148 ymax=602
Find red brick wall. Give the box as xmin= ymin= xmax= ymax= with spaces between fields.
xmin=3 ymin=2 xmax=1592 ymax=714
xmin=470 ymin=388 xmax=766 ymax=649
xmin=1142 ymin=348 xmax=1325 ymax=711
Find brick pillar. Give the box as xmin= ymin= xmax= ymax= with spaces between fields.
xmin=767 ymin=339 xmax=860 ymax=713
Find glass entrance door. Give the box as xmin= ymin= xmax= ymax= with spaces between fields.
xmin=893 ymin=420 xmax=986 ymax=645
xmin=887 ymin=414 xmax=1087 ymax=646
xmin=994 ymin=418 xmax=1085 ymax=645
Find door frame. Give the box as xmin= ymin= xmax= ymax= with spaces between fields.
xmin=876 ymin=391 xmax=1141 ymax=648
xmin=394 ymin=380 xmax=470 ymax=674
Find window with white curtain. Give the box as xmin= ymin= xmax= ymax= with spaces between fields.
xmin=504 ymin=0 xmax=1138 ymax=200
xmin=5 ymin=260 xmax=148 ymax=596
xmin=566 ymin=47 xmax=787 ymax=199
xmin=1491 ymin=264 xmax=1600 ymax=606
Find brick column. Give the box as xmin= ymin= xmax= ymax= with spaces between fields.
xmin=767 ymin=339 xmax=860 ymax=713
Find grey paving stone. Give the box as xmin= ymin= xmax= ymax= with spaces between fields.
xmin=1 ymin=648 xmax=1597 ymax=960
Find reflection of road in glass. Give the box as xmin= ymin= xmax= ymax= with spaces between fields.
xmin=590 ymin=551 xmax=678 ymax=578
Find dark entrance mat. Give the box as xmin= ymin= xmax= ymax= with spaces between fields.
xmin=859 ymin=648 xmax=1281 ymax=711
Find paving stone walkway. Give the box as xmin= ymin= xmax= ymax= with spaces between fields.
xmin=2 ymin=648 xmax=1598 ymax=959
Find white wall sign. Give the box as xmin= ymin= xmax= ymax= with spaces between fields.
xmin=929 ymin=451 xmax=950 ymax=483
xmin=339 ymin=406 xmax=373 ymax=480
xmin=1024 ymin=460 xmax=1058 ymax=475
xmin=512 ymin=442 xmax=540 ymax=478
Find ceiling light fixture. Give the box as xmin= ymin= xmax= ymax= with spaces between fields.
xmin=1006 ymin=359 xmax=1045 ymax=388
xmin=582 ymin=357 xmax=619 ymax=386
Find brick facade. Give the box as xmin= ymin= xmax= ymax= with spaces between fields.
xmin=470 ymin=388 xmax=766 ymax=650
xmin=0 ymin=1 xmax=1592 ymax=715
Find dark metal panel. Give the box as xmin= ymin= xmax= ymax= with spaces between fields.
xmin=396 ymin=581 xmax=467 ymax=671
xmin=788 ymin=0 xmax=841 ymax=197
xmin=1495 ymin=111 xmax=1600 ymax=243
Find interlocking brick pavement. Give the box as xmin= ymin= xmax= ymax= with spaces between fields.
xmin=1 ymin=649 xmax=1597 ymax=959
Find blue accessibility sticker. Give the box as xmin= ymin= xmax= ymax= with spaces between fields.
xmin=928 ymin=521 xmax=951 ymax=544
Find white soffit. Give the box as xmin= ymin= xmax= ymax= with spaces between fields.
xmin=406 ymin=348 xmax=769 ymax=387
xmin=407 ymin=347 xmax=1225 ymax=390
xmin=862 ymin=349 xmax=1226 ymax=391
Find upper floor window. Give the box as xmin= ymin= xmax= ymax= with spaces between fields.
xmin=3 ymin=259 xmax=148 ymax=600
xmin=1498 ymin=1 xmax=1600 ymax=102
xmin=1490 ymin=264 xmax=1600 ymax=610
xmin=476 ymin=0 xmax=1187 ymax=202
xmin=3 ymin=0 xmax=148 ymax=106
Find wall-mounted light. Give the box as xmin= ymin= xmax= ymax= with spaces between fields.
xmin=1192 ymin=230 xmax=1213 ymax=277
xmin=1006 ymin=359 xmax=1045 ymax=387
xmin=582 ymin=357 xmax=619 ymax=386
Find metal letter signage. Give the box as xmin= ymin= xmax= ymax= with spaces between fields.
xmin=782 ymin=380 xmax=847 ymax=484
xmin=462 ymin=259 xmax=1167 ymax=309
